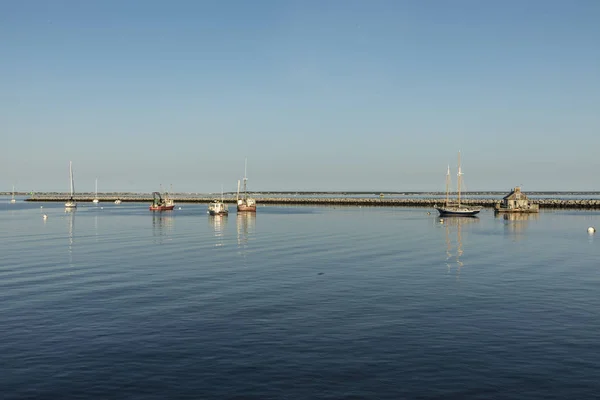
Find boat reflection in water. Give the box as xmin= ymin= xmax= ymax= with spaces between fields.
xmin=497 ymin=212 xmax=539 ymax=241
xmin=237 ymin=211 xmax=256 ymax=248
xmin=65 ymin=208 xmax=76 ymax=258
xmin=438 ymin=216 xmax=479 ymax=277
xmin=152 ymin=212 xmax=174 ymax=241
xmin=209 ymin=214 xmax=228 ymax=247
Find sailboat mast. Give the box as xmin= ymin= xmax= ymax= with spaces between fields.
xmin=445 ymin=165 xmax=450 ymax=207
xmin=237 ymin=180 xmax=241 ymax=202
xmin=243 ymin=157 xmax=248 ymax=200
xmin=457 ymin=151 xmax=462 ymax=207
xmin=69 ymin=161 xmax=74 ymax=197
xmin=95 ymin=178 xmax=98 ymax=196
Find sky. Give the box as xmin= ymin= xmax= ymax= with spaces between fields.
xmin=1 ymin=0 xmax=599 ymax=193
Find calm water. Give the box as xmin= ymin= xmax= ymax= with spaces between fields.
xmin=1 ymin=199 xmax=599 ymax=399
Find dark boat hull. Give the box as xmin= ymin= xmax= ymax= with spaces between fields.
xmin=436 ymin=207 xmax=481 ymax=217
xmin=237 ymin=204 xmax=256 ymax=212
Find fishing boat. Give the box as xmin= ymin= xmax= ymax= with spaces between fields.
xmin=434 ymin=152 xmax=481 ymax=217
xmin=149 ymin=191 xmax=174 ymax=211
xmin=237 ymin=158 xmax=256 ymax=212
xmin=10 ymin=185 xmax=16 ymax=204
xmin=65 ymin=161 xmax=77 ymax=209
xmin=92 ymin=178 xmax=99 ymax=203
xmin=208 ymin=187 xmax=229 ymax=216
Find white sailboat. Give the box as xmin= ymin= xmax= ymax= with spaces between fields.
xmin=434 ymin=152 xmax=481 ymax=217
xmin=92 ymin=178 xmax=99 ymax=203
xmin=65 ymin=161 xmax=77 ymax=209
xmin=10 ymin=185 xmax=16 ymax=204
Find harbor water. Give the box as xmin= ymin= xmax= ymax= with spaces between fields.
xmin=1 ymin=199 xmax=599 ymax=399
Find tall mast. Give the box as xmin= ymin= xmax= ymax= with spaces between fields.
xmin=237 ymin=179 xmax=241 ymax=202
xmin=69 ymin=161 xmax=74 ymax=197
xmin=457 ymin=151 xmax=462 ymax=207
xmin=445 ymin=165 xmax=450 ymax=207
xmin=243 ymin=157 xmax=248 ymax=200
xmin=95 ymin=178 xmax=98 ymax=196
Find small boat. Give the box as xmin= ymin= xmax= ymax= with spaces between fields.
xmin=208 ymin=187 xmax=229 ymax=216
xmin=434 ymin=152 xmax=481 ymax=217
xmin=237 ymin=158 xmax=256 ymax=212
xmin=149 ymin=191 xmax=174 ymax=211
xmin=92 ymin=178 xmax=99 ymax=203
xmin=114 ymin=199 xmax=122 ymax=205
xmin=10 ymin=185 xmax=16 ymax=204
xmin=65 ymin=161 xmax=77 ymax=209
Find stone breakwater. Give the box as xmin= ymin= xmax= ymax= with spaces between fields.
xmin=24 ymin=196 xmax=600 ymax=209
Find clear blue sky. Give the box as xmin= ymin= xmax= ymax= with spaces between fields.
xmin=1 ymin=0 xmax=599 ymax=193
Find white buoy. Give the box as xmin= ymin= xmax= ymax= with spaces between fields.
xmin=178 ymin=207 xmax=182 ymax=210
xmin=40 ymin=206 xmax=43 ymax=209
xmin=100 ymin=207 xmax=103 ymax=210
xmin=588 ymin=227 xmax=596 ymax=234
xmin=43 ymin=214 xmax=48 ymax=220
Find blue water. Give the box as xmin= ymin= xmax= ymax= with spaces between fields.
xmin=1 ymin=199 xmax=599 ymax=399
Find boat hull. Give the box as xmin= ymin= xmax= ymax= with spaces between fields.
xmin=208 ymin=210 xmax=229 ymax=216
xmin=436 ymin=207 xmax=480 ymax=217
xmin=149 ymin=205 xmax=174 ymax=211
xmin=237 ymin=204 xmax=256 ymax=212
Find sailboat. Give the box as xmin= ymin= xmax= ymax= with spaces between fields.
xmin=434 ymin=152 xmax=481 ymax=217
xmin=92 ymin=178 xmax=99 ymax=203
xmin=10 ymin=185 xmax=16 ymax=204
xmin=65 ymin=161 xmax=77 ymax=209
xmin=237 ymin=158 xmax=256 ymax=212
xmin=208 ymin=186 xmax=229 ymax=216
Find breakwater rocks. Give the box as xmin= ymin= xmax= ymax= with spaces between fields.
xmin=24 ymin=195 xmax=600 ymax=209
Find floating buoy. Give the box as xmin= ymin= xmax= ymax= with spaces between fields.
xmin=588 ymin=227 xmax=596 ymax=234
xmin=178 ymin=207 xmax=182 ymax=210
xmin=43 ymin=214 xmax=48 ymax=220
xmin=100 ymin=207 xmax=104 ymax=210
xmin=427 ymin=212 xmax=431 ymax=215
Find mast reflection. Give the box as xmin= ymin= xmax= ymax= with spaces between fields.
xmin=439 ymin=216 xmax=478 ymax=277
xmin=152 ymin=212 xmax=174 ymax=241
xmin=65 ymin=208 xmax=76 ymax=257
xmin=237 ymin=211 xmax=256 ymax=247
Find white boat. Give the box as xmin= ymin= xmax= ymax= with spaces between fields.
xmin=208 ymin=186 xmax=229 ymax=216
xmin=10 ymin=185 xmax=16 ymax=204
xmin=434 ymin=152 xmax=481 ymax=217
xmin=114 ymin=199 xmax=122 ymax=204
xmin=92 ymin=178 xmax=99 ymax=203
xmin=236 ymin=158 xmax=256 ymax=212
xmin=65 ymin=161 xmax=77 ymax=209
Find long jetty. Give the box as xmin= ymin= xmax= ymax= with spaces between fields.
xmin=23 ymin=194 xmax=600 ymax=209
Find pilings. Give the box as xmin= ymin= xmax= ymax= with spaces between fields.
xmin=23 ymin=195 xmax=600 ymax=209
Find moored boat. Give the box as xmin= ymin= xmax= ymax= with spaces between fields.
xmin=434 ymin=152 xmax=481 ymax=217
xmin=92 ymin=178 xmax=99 ymax=203
xmin=65 ymin=161 xmax=77 ymax=209
xmin=208 ymin=187 xmax=229 ymax=215
xmin=237 ymin=158 xmax=256 ymax=212
xmin=149 ymin=191 xmax=174 ymax=211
